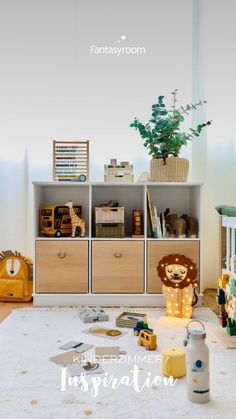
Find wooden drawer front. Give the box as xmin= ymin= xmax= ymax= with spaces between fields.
xmin=92 ymin=241 xmax=144 ymax=293
xmin=147 ymin=241 xmax=200 ymax=293
xmin=36 ymin=241 xmax=88 ymax=293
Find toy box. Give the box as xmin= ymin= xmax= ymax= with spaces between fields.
xmin=116 ymin=312 xmax=147 ymax=328
xmin=79 ymin=307 xmax=109 ymax=323
xmin=104 ymin=163 xmax=134 ymax=182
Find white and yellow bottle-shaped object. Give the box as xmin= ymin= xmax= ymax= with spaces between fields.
xmin=186 ymin=323 xmax=210 ymax=403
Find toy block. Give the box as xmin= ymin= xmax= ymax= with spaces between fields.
xmin=231 ymin=297 xmax=236 ymax=310
xmin=133 ymin=321 xmax=153 ymax=336
xmin=217 ymin=288 xmax=226 ymax=305
xmin=226 ymin=278 xmax=236 ymax=296
xmin=228 ymin=308 xmax=236 ymax=321
xmin=226 ymin=318 xmax=236 ymax=336
xmin=79 ymin=307 xmax=109 ymax=323
xmin=219 ymin=307 xmax=228 ymax=327
xmin=219 ymin=273 xmax=229 ymax=289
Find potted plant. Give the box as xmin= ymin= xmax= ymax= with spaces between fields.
xmin=130 ymin=89 xmax=211 ymax=182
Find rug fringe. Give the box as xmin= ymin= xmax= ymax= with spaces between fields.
xmin=13 ymin=306 xmax=212 ymax=313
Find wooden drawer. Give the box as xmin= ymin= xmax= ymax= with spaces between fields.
xmin=92 ymin=241 xmax=144 ymax=293
xmin=36 ymin=241 xmax=88 ymax=293
xmin=147 ymin=241 xmax=200 ymax=293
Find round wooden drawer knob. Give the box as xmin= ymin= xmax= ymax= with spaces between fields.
xmin=58 ymin=252 xmax=66 ymax=259
xmin=114 ymin=252 xmax=122 ymax=258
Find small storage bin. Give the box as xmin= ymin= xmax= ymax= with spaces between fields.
xmin=95 ymin=223 xmax=125 ymax=238
xmin=95 ymin=207 xmax=124 ymax=223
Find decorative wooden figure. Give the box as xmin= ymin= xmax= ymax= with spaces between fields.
xmin=65 ymin=201 xmax=85 ymax=237
xmin=132 ymin=209 xmax=144 ymax=238
xmin=181 ymin=214 xmax=198 ymax=238
xmin=157 ymin=254 xmax=198 ymax=319
xmin=164 ymin=208 xmax=186 ymax=238
xmin=53 ymin=140 xmax=89 ymax=182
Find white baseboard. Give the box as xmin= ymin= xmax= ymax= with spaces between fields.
xmin=33 ymin=293 xmax=203 ymax=307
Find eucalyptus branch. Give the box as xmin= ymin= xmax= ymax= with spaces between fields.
xmin=170 ymin=89 xmax=178 ymax=118
xmin=130 ymin=91 xmax=211 ymax=160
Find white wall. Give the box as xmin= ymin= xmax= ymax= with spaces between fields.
xmin=192 ymin=0 xmax=236 ymax=288
xmin=0 ymin=0 xmax=193 ymax=253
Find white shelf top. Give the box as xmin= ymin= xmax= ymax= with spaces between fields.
xmin=147 ymin=237 xmax=200 ymax=241
xmin=35 ymin=236 xmax=200 ymax=241
xmin=33 ymin=181 xmax=203 ymax=187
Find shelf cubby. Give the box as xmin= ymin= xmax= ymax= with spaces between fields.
xmin=91 ymin=184 xmax=145 ymax=238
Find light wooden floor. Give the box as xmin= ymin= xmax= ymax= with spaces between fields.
xmin=0 ymin=301 xmax=33 ymax=323
xmin=0 ymin=288 xmax=218 ymax=324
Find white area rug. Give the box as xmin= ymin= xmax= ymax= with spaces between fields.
xmin=0 ymin=307 xmax=236 ymax=419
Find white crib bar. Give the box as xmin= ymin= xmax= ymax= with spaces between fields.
xmin=226 ymin=227 xmax=231 ymax=271
xmin=231 ymin=228 xmax=235 ymax=265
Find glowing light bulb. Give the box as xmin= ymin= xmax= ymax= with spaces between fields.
xmin=187 ymin=278 xmax=190 ymax=282
xmin=175 ymin=303 xmax=178 ymax=306
xmin=175 ymin=258 xmax=178 ymax=262
xmin=171 ymin=294 xmax=174 ymax=297
xmin=182 ymin=300 xmax=185 ymax=303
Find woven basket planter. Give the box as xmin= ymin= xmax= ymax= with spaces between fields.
xmin=149 ymin=157 xmax=189 ymax=182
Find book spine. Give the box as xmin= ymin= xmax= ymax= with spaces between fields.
xmin=147 ymin=189 xmax=155 ymax=236
xmin=153 ymin=205 xmax=158 ymax=238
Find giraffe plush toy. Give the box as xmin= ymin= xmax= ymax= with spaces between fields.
xmin=65 ymin=201 xmax=85 ymax=237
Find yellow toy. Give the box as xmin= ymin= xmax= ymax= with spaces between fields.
xmin=40 ymin=204 xmax=82 ymax=237
xmin=0 ymin=250 xmax=33 ymax=302
xmin=138 ymin=330 xmax=157 ymax=350
xmin=157 ymin=254 xmax=198 ymax=319
xmin=219 ymin=273 xmax=229 ymax=289
xmin=162 ymin=347 xmax=186 ymax=378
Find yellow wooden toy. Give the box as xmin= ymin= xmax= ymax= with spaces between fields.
xmin=162 ymin=347 xmax=186 ymax=378
xmin=40 ymin=204 xmax=82 ymax=237
xmin=138 ymin=330 xmax=157 ymax=350
xmin=219 ymin=273 xmax=229 ymax=289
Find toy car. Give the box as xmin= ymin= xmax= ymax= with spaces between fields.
xmin=138 ymin=330 xmax=157 ymax=350
xmin=79 ymin=307 xmax=109 ymax=323
xmin=133 ymin=321 xmax=153 ymax=336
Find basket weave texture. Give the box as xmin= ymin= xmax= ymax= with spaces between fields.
xmin=149 ymin=157 xmax=189 ymax=182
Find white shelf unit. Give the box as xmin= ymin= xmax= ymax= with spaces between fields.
xmin=33 ymin=181 xmax=203 ymax=306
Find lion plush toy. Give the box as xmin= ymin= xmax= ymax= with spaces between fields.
xmin=157 ymin=254 xmax=198 ymax=319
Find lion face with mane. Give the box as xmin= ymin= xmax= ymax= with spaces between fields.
xmin=157 ymin=254 xmax=198 ymax=289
